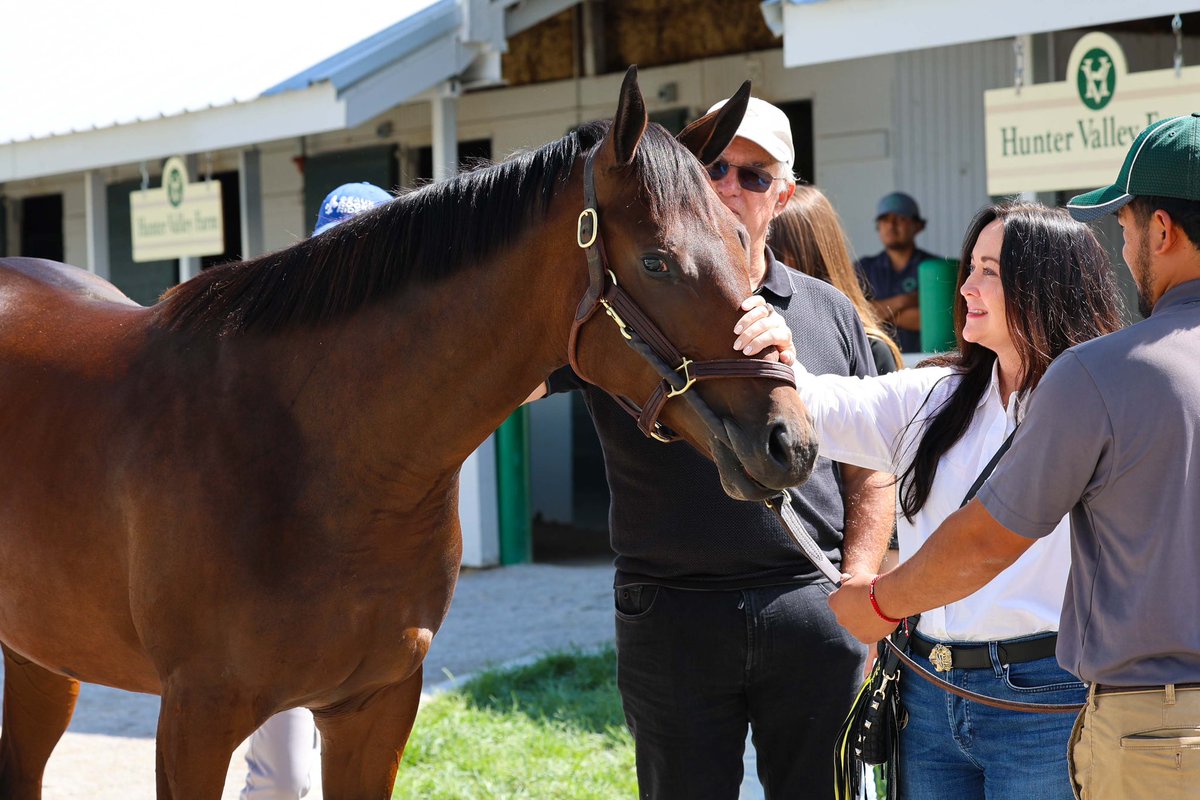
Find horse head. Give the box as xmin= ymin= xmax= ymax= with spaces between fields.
xmin=569 ymin=68 xmax=818 ymax=500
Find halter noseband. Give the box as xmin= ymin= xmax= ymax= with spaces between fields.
xmin=566 ymin=147 xmax=797 ymax=446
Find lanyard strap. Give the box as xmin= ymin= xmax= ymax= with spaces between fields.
xmin=960 ymin=426 xmax=1018 ymax=507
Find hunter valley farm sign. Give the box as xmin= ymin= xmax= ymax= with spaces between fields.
xmin=130 ymin=156 xmax=223 ymax=263
xmin=985 ymin=32 xmax=1200 ymax=195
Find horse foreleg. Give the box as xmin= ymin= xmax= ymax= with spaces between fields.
xmin=0 ymin=644 xmax=80 ymax=799
xmin=312 ymin=666 xmax=424 ymax=800
xmin=154 ymin=677 xmax=261 ymax=800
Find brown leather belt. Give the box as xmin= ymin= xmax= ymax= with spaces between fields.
xmin=910 ymin=634 xmax=1058 ymax=672
xmin=1094 ymin=682 xmax=1200 ymax=696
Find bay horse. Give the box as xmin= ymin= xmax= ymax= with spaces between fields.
xmin=0 ymin=68 xmax=816 ymax=798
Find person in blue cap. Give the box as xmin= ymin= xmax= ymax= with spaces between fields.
xmin=830 ymin=113 xmax=1200 ymax=800
xmin=856 ymin=192 xmax=939 ymax=352
xmin=311 ymin=181 xmax=393 ymax=236
xmin=239 ymin=180 xmax=391 ymax=800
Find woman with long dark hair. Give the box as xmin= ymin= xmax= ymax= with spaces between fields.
xmin=794 ymin=202 xmax=1124 ymax=799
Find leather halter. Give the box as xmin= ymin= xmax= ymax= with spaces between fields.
xmin=567 ymin=147 xmax=796 ymax=446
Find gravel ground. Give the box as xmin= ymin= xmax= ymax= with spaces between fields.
xmin=2 ymin=562 xmax=615 ymax=799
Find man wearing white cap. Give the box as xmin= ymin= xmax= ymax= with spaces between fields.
xmin=556 ymin=95 xmax=893 ymax=799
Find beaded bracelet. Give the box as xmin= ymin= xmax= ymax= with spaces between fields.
xmin=868 ymin=575 xmax=901 ymax=625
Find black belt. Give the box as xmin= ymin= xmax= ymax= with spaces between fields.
xmin=910 ymin=634 xmax=1058 ymax=672
xmin=1095 ymin=682 xmax=1200 ymax=696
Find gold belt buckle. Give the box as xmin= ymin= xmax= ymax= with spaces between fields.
xmin=929 ymin=643 xmax=954 ymax=673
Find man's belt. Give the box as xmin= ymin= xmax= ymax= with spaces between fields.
xmin=910 ymin=634 xmax=1058 ymax=672
xmin=1094 ymin=682 xmax=1200 ymax=696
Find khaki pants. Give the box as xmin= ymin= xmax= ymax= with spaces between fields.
xmin=1069 ymin=683 xmax=1200 ymax=799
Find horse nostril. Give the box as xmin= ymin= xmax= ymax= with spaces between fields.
xmin=767 ymin=422 xmax=792 ymax=469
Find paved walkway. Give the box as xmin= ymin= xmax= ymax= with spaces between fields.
xmin=2 ymin=562 xmax=615 ymax=799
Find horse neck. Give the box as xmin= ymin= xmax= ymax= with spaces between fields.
xmin=274 ymin=192 xmax=588 ymax=496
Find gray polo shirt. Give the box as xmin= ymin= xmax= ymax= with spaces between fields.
xmin=978 ymin=278 xmax=1200 ymax=687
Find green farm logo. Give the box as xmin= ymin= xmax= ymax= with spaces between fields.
xmin=166 ymin=164 xmax=186 ymax=207
xmin=1077 ymin=47 xmax=1116 ymax=110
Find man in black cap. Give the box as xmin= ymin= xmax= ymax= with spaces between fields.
xmin=855 ymin=191 xmax=938 ymax=351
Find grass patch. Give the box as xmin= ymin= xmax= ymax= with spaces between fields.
xmin=392 ymin=647 xmax=636 ymax=799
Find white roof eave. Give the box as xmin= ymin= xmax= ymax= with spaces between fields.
xmin=0 ymin=83 xmax=348 ymax=184
xmin=779 ymin=0 xmax=1197 ymax=67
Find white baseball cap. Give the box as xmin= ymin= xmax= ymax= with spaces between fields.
xmin=706 ymin=96 xmax=794 ymax=172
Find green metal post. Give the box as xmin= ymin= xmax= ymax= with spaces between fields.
xmin=495 ymin=406 xmax=532 ymax=565
xmin=918 ymin=258 xmax=960 ymax=353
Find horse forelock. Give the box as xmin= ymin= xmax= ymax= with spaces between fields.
xmin=155 ymin=121 xmax=719 ymax=337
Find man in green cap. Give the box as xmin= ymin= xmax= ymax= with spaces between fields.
xmin=827 ymin=113 xmax=1200 ymax=799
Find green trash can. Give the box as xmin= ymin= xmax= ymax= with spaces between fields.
xmin=918 ymin=258 xmax=959 ymax=354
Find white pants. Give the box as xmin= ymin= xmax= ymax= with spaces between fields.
xmin=241 ymin=708 xmax=321 ymax=799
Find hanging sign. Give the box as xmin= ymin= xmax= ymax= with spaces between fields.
xmin=130 ymin=156 xmax=223 ymax=262
xmin=984 ymin=32 xmax=1200 ymax=195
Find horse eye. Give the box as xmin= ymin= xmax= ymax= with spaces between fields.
xmin=642 ymin=256 xmax=668 ymax=274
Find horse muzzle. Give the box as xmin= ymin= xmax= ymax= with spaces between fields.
xmin=712 ymin=413 xmax=818 ymax=501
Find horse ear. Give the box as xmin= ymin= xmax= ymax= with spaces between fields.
xmin=677 ymin=81 xmax=752 ymax=165
xmin=610 ymin=65 xmax=648 ymax=165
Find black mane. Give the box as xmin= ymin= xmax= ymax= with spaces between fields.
xmin=156 ymin=121 xmax=717 ymax=336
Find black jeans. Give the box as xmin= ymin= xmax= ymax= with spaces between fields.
xmin=615 ymin=582 xmax=866 ymax=800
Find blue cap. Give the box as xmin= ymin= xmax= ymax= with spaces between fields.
xmin=875 ymin=192 xmax=923 ymax=222
xmin=313 ymin=182 xmax=392 ymax=235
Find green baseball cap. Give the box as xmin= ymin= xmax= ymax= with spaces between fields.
xmin=1067 ymin=114 xmax=1200 ymax=222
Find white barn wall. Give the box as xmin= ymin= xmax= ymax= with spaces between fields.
xmin=61 ymin=179 xmax=86 ymax=268
xmin=892 ymin=38 xmax=1016 ymax=261
xmin=259 ymin=140 xmax=306 ymax=248
xmin=762 ymin=50 xmax=899 ymax=260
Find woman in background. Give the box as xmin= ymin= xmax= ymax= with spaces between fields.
xmin=769 ymin=186 xmax=903 ymax=374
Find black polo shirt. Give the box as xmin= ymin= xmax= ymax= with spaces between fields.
xmin=548 ymin=250 xmax=875 ymax=589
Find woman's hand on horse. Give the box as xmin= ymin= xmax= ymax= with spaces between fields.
xmin=734 ymin=295 xmax=796 ymax=365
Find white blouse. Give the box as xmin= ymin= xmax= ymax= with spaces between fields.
xmin=796 ymin=363 xmax=1070 ymax=642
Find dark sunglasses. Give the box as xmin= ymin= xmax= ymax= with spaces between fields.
xmin=705 ymin=159 xmax=784 ymax=193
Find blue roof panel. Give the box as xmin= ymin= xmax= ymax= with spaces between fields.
xmin=263 ymin=0 xmax=461 ymax=96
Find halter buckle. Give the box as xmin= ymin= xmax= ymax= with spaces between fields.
xmin=666 ymin=357 xmax=696 ymax=398
xmin=649 ymin=426 xmax=671 ymax=443
xmin=577 ymin=208 xmax=599 ymax=249
xmin=599 ymin=298 xmax=633 ymax=340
